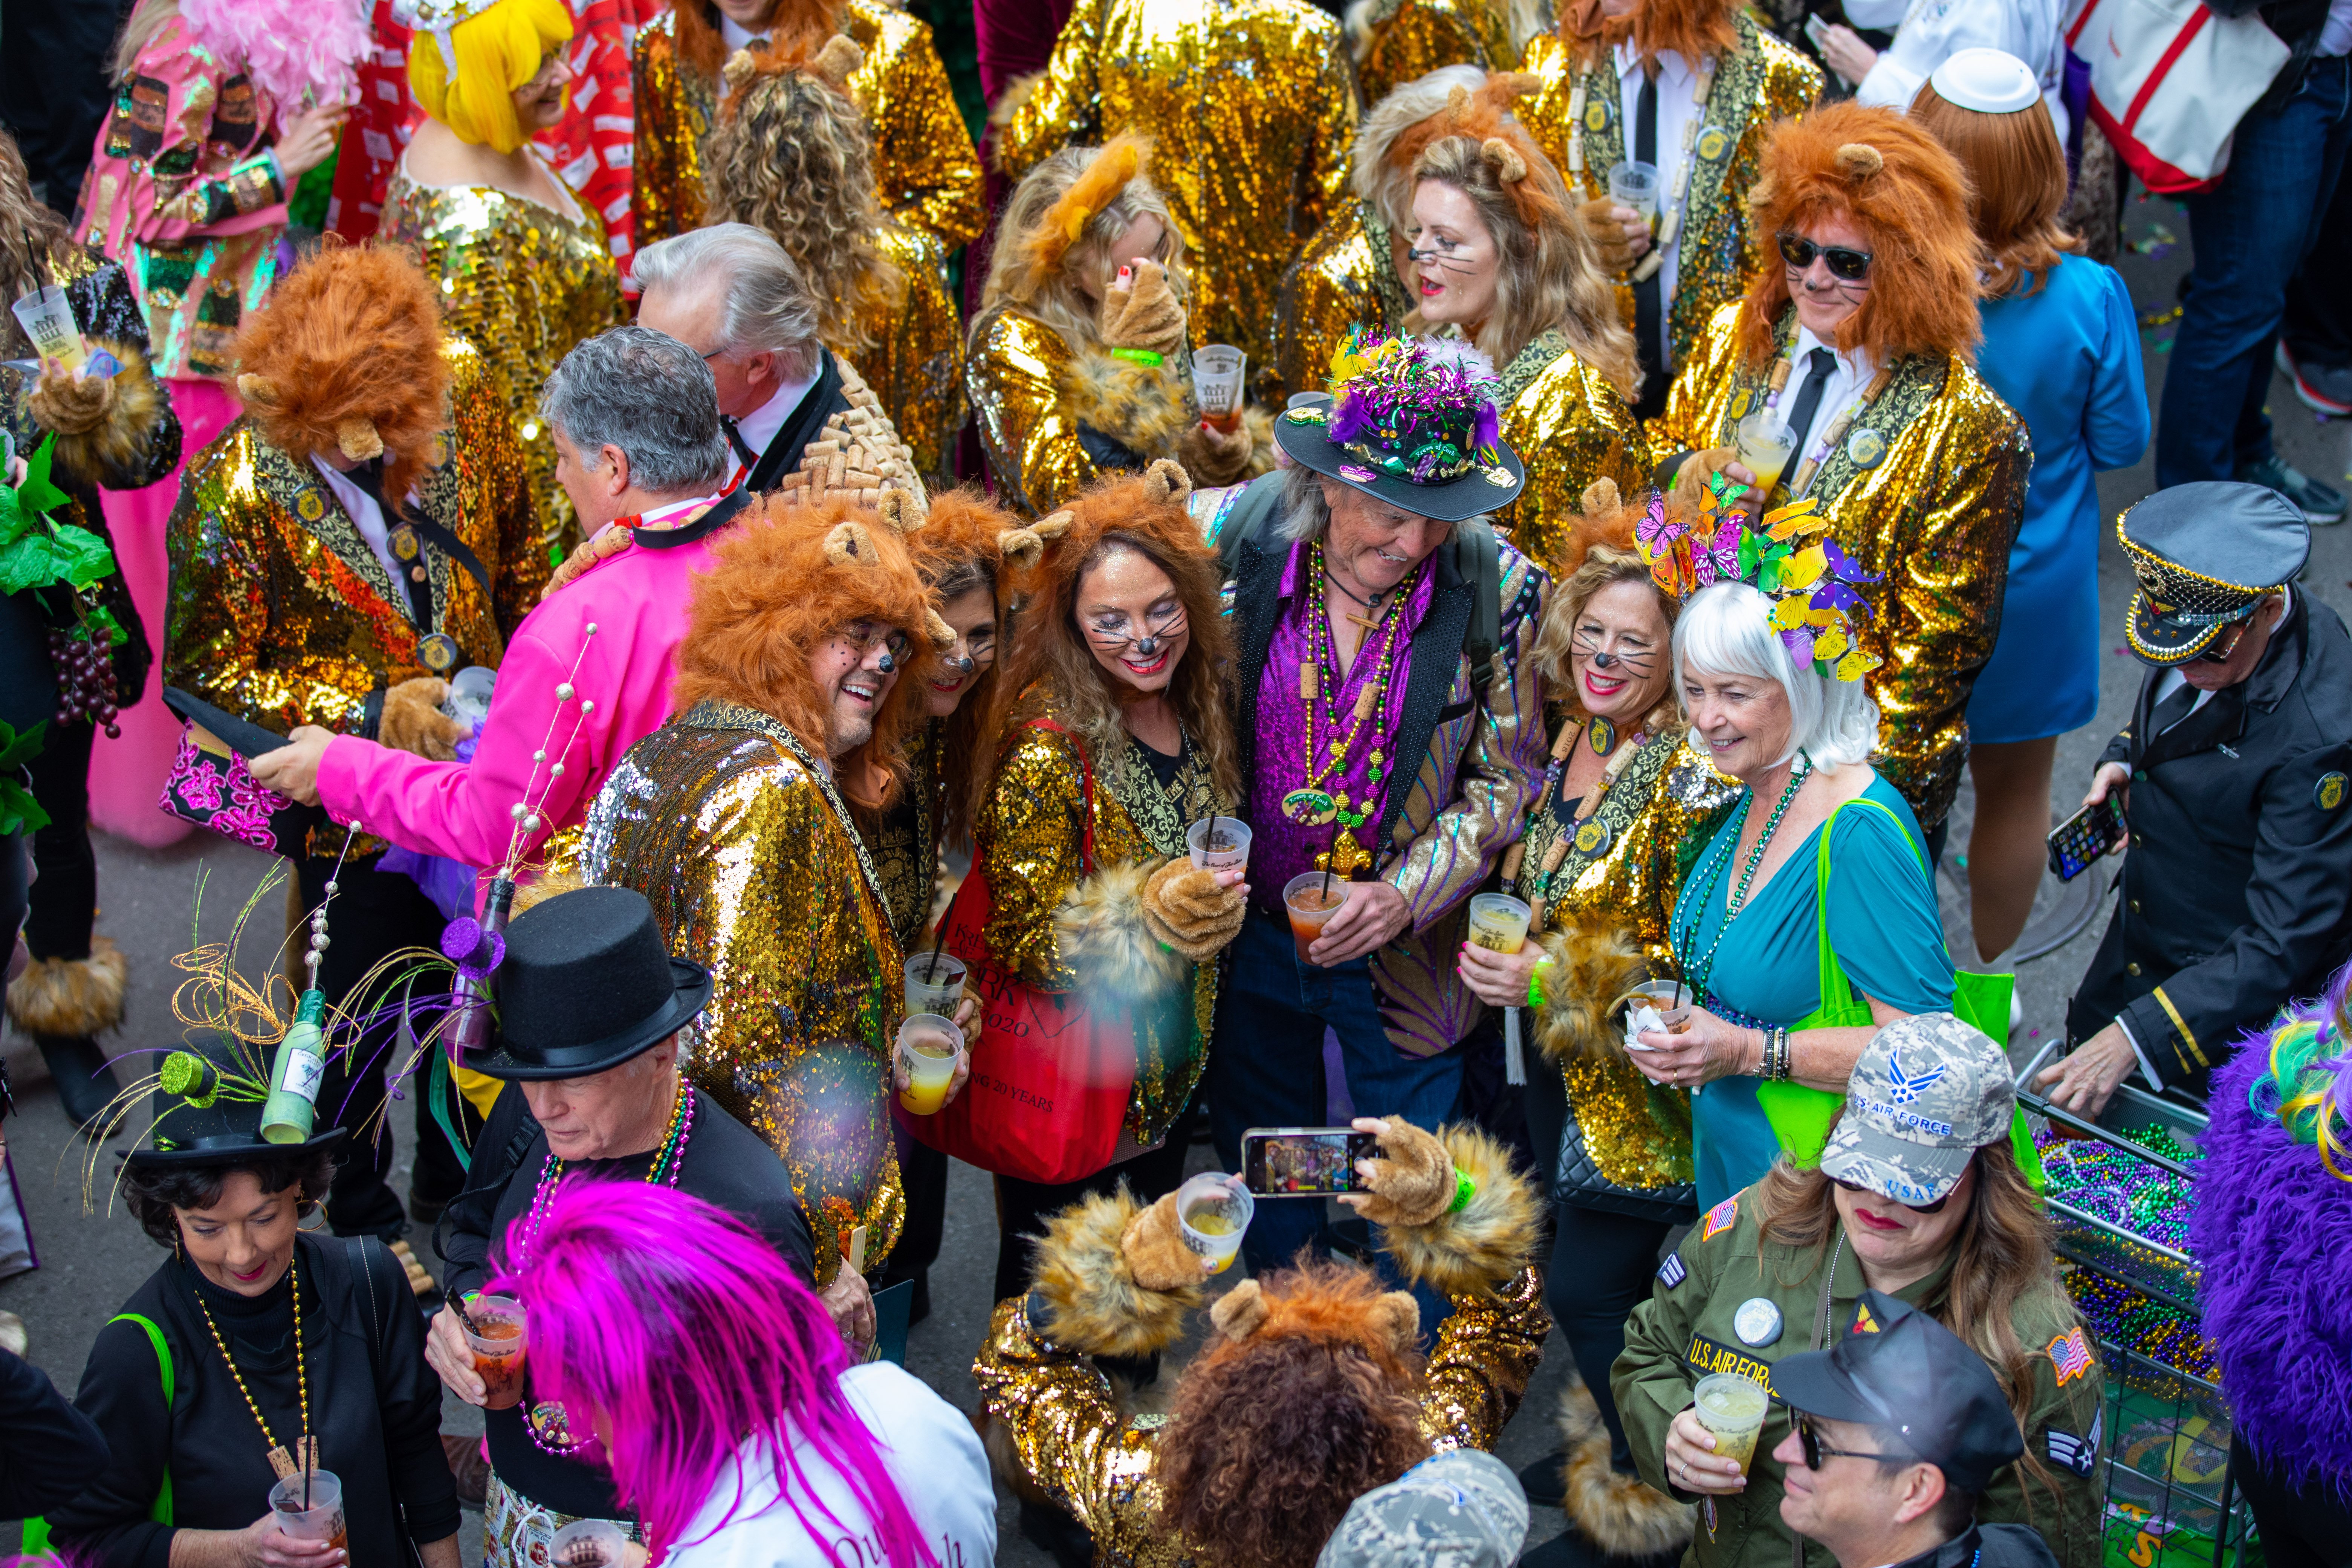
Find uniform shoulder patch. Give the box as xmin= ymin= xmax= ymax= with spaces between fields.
xmin=1854 ymin=1300 xmax=1883 ymax=1334
xmin=2048 ymin=1327 xmax=2096 ymax=1385
xmin=2045 ymin=1408 xmax=2102 ymax=1476
xmin=2318 ymin=772 xmax=2346 ymax=811
xmin=1658 ymin=1252 xmax=1688 ymax=1289
xmin=1701 ymin=1197 xmax=1738 ymax=1241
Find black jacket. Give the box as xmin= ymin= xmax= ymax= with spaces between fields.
xmin=48 ymin=1236 xmax=458 ymax=1568
xmin=1894 ymin=1524 xmax=2061 ymax=1568
xmin=0 ymin=1345 xmax=109 ymax=1521
xmin=2067 ymin=593 xmax=2352 ymax=1087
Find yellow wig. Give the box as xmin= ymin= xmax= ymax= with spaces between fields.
xmin=407 ymin=0 xmax=574 ymax=154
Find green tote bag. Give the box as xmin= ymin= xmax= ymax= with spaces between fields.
xmin=18 ymin=1311 xmax=174 ymax=1554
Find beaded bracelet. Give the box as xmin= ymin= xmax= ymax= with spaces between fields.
xmin=1528 ymin=958 xmax=1553 ymax=1011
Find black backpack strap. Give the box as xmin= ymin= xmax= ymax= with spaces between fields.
xmin=1214 ymin=470 xmax=1289 ymax=580
xmin=1456 ymin=518 xmax=1502 ymax=702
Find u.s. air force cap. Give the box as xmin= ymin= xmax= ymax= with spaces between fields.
xmin=1820 ymin=1013 xmax=2013 ymax=1206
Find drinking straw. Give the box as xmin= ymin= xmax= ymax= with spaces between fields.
xmin=1320 ymin=830 xmax=1335 ymax=902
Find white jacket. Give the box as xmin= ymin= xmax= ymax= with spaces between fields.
xmin=1849 ymin=0 xmax=2071 ymax=142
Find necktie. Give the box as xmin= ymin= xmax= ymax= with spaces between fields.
xmin=1631 ymin=69 xmax=1666 ymax=413
xmin=1780 ymin=348 xmax=1839 ymax=463
xmin=2149 ymin=679 xmax=2200 ymax=738
xmin=720 ymin=416 xmax=757 ymax=468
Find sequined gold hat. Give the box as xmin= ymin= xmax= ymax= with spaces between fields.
xmin=2118 ymin=481 xmax=2308 ymax=666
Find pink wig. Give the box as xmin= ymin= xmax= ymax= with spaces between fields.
xmin=489 ymin=1181 xmax=934 ymax=1566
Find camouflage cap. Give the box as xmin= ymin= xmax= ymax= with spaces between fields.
xmin=1314 ymin=1449 xmax=1530 ymax=1568
xmin=1819 ymin=1012 xmax=2014 ymax=1206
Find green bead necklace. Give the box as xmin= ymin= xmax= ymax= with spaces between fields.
xmin=1675 ymin=753 xmax=1812 ymax=1004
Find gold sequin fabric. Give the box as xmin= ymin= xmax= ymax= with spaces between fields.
xmin=970 ymin=1266 xmax=1549 ymax=1565
xmin=861 ymin=717 xmax=943 ymax=954
xmin=1522 ymin=729 xmax=1738 ymax=1188
xmin=999 ymin=0 xmax=1360 ymax=387
xmin=1490 ymin=330 xmax=1656 ymax=579
xmin=630 ymin=1 xmax=985 ymax=252
xmin=1274 ymin=199 xmax=1414 ymax=402
xmin=1519 ymin=18 xmax=1822 ymax=370
xmin=164 ymin=338 xmax=542 ymax=739
xmin=845 ymin=226 xmax=966 ymax=488
xmin=974 ymin=716 xmax=1230 ymax=1145
xmin=381 ymin=174 xmax=623 ymax=556
xmin=1659 ymin=303 xmax=2029 ymax=828
xmin=966 ymin=307 xmax=1184 ymax=517
xmin=1350 ymin=0 xmax=1523 ymax=111
xmin=579 ymin=701 xmax=906 ymax=1281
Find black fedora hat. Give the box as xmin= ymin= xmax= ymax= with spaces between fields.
xmin=1273 ymin=333 xmax=1526 ymax=524
xmin=463 ymin=885 xmax=713 ymax=1081
xmin=127 ymin=1032 xmax=350 ymax=1170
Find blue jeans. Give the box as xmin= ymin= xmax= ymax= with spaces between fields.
xmin=2156 ymin=55 xmax=2352 ymax=486
xmin=1208 ymin=910 xmax=1466 ymax=1327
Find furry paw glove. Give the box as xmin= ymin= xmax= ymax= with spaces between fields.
xmin=1579 ymin=196 xmax=1645 ymax=273
xmin=541 ymin=523 xmax=635 ymax=600
xmin=1120 ymin=1191 xmax=1208 ymax=1291
xmin=1351 ymin=1119 xmax=1457 ymax=1226
xmin=1096 ymin=258 xmax=1187 ymax=357
xmin=1138 ymin=857 xmax=1246 ymax=961
xmin=1177 ymin=416 xmax=1253 ymax=487
xmin=379 ymin=677 xmax=466 ymax=760
xmin=27 ymin=364 xmax=114 ymax=436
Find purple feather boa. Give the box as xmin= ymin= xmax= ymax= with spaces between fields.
xmin=2191 ymin=988 xmax=2352 ymax=1499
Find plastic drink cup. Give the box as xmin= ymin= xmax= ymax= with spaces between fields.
xmin=550 ymin=1519 xmax=631 ymax=1567
xmin=1735 ymin=410 xmax=1797 ymax=501
xmin=1692 ymin=1372 xmax=1770 ymax=1474
xmin=1187 ymin=818 xmax=1253 ymax=873
xmin=1176 ymin=1172 xmax=1254 ymax=1274
xmin=903 ymin=951 xmax=967 ymax=1017
xmin=1194 ymin=344 xmax=1247 ymax=432
xmin=1284 ymin=872 xmax=1351 ymax=964
xmin=1467 ymin=893 xmax=1532 ymax=954
xmin=463 ymin=1296 xmax=527 ymax=1411
xmin=10 ymin=285 xmax=86 ymax=374
xmin=895 ymin=1013 xmax=962 ymax=1116
xmin=1608 ymin=161 xmax=1662 ymax=223
xmin=269 ymin=1469 xmax=346 ymax=1550
xmin=1623 ymin=980 xmax=1695 ymax=1051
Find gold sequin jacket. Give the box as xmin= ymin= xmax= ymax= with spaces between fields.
xmin=381 ymin=170 xmax=625 ymax=556
xmin=966 ymin=307 xmax=1202 ymax=518
xmin=630 ymin=2 xmax=985 ymax=251
xmin=972 ymin=1266 xmax=1551 ymax=1567
xmin=1519 ymin=727 xmax=1738 ymax=1189
xmin=164 ymin=338 xmax=543 ymax=741
xmin=1489 ymin=329 xmax=1656 ymax=579
xmin=1273 ymin=199 xmax=1414 ymax=403
xmin=579 ymin=700 xmax=907 ymax=1281
xmin=1519 ymin=18 xmax=1822 ymax=371
xmin=1657 ymin=303 xmax=2028 ymax=828
xmin=859 ymin=226 xmax=967 ymax=488
xmin=974 ymin=715 xmax=1232 ymax=1149
xmin=999 ymin=0 xmax=1360 ymax=385
xmin=1349 ymin=0 xmax=1524 ymax=112
xmin=860 ymin=717 xmax=944 ymax=954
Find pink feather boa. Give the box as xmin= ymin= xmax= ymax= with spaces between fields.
xmin=177 ymin=0 xmax=373 ymax=114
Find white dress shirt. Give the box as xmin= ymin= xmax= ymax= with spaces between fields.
xmin=1782 ymin=324 xmax=1876 ymax=462
xmin=1849 ymin=0 xmax=2069 ymax=143
xmin=729 ymin=359 xmax=822 ymax=478
xmin=1617 ymin=44 xmax=1702 ymax=370
xmin=310 ymin=455 xmax=411 ymax=587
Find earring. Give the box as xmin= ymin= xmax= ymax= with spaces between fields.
xmin=295 ymin=1187 xmax=329 ymax=1233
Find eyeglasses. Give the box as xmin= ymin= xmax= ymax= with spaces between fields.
xmin=835 ymin=619 xmax=914 ymax=665
xmin=1777 ymin=232 xmax=1875 ymax=283
xmin=2192 ymin=617 xmax=2254 ymax=665
xmin=1831 ymin=1175 xmax=1950 ymax=1215
xmin=1797 ymin=1414 xmax=1900 ymax=1471
xmin=1084 ymin=604 xmax=1187 ymax=656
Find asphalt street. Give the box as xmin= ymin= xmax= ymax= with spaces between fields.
xmin=4 ymin=188 xmax=2346 ymax=1562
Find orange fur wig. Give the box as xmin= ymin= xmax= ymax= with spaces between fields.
xmin=1383 ymin=71 xmax=1538 ymax=180
xmin=909 ymin=481 xmax=1022 ymax=591
xmin=1559 ymin=0 xmax=1741 ymax=73
xmin=231 ymin=241 xmax=449 ymax=506
xmin=906 ymin=483 xmax=1024 ymax=841
xmin=1736 ymin=101 xmax=1985 ymax=369
xmin=674 ymin=0 xmax=842 ymax=84
xmin=672 ymin=492 xmax=941 ymax=810
xmin=1400 ymin=78 xmax=1568 ymax=232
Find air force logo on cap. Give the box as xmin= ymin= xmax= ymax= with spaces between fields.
xmin=1884 ymin=1047 xmax=1947 ymax=1106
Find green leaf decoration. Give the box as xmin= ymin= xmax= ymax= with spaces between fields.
xmin=0 ymin=720 xmax=49 ymax=837
xmin=0 ymin=523 xmax=115 ymax=596
xmin=17 ymin=434 xmax=69 ymax=520
xmin=0 ymin=718 xmax=44 ymax=772
xmin=0 ymin=486 xmax=22 ymax=550
xmin=45 ymin=522 xmax=114 ymax=590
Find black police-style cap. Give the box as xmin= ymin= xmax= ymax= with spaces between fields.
xmin=1772 ymin=1290 xmax=2025 ymax=1495
xmin=2118 ymin=482 xmax=2308 ymax=666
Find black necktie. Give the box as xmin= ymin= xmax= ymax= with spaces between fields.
xmin=2149 ymin=678 xmax=2200 ymax=738
xmin=1631 ymin=69 xmax=1666 ymax=414
xmin=1781 ymin=348 xmax=1839 ymax=462
xmin=720 ymin=416 xmax=757 ymax=468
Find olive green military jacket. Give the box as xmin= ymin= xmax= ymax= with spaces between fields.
xmin=1612 ymin=1193 xmax=2104 ymax=1568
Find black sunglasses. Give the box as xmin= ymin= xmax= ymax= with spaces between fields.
xmin=1831 ymin=1175 xmax=1949 ymax=1215
xmin=1778 ymin=232 xmax=1875 ymax=282
xmin=1798 ymin=1413 xmax=1901 ymax=1471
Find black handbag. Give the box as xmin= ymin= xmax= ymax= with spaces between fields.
xmin=1526 ymin=1050 xmax=1698 ymax=1223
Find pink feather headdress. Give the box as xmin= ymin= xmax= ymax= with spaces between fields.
xmin=177 ymin=0 xmax=373 ymax=113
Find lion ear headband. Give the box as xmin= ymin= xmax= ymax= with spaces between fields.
xmin=822 ymin=520 xmax=957 ymax=669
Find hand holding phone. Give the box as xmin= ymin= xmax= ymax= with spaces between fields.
xmin=2047 ymin=793 xmax=2127 ymax=882
xmin=1241 ymin=1125 xmax=1382 ymax=1196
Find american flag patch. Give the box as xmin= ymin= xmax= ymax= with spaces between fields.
xmin=1658 ymin=1253 xmax=1688 ymax=1288
xmin=1702 ymin=1197 xmax=1739 ymax=1241
xmin=2048 ymin=1327 xmax=2096 ymax=1386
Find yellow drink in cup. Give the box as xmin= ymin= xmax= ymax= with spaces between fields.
xmin=1735 ymin=411 xmax=1797 ymax=501
xmin=1693 ymin=1372 xmax=1770 ymax=1473
xmin=895 ymin=1013 xmax=962 ymax=1116
xmin=1467 ymin=893 xmax=1532 ymax=954
xmin=1177 ymin=1171 xmax=1254 ymax=1274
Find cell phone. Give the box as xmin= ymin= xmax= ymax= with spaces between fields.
xmin=1803 ymin=12 xmax=1834 ymax=46
xmin=2046 ymin=794 xmax=2127 ymax=882
xmin=1241 ymin=1126 xmax=1381 ymax=1197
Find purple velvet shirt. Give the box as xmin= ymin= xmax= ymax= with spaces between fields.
xmin=1249 ymin=542 xmax=1437 ymax=914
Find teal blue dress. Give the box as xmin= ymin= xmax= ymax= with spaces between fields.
xmin=1667 ymin=774 xmax=1955 ymax=1207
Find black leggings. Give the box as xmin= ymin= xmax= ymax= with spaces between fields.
xmin=23 ymin=716 xmax=94 ymax=965
xmin=2233 ymin=1434 xmax=2352 ymax=1568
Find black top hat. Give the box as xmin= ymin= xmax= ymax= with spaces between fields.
xmin=1273 ymin=335 xmax=1527 ymax=524
xmin=462 ymin=885 xmax=713 ymax=1081
xmin=2119 ymin=482 xmax=2308 ymax=666
xmin=127 ymin=1032 xmax=350 ymax=1170
xmin=1772 ymin=1290 xmax=2025 ymax=1495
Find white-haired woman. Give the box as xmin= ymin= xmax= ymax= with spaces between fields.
xmin=1637 ymin=581 xmax=1954 ymax=1207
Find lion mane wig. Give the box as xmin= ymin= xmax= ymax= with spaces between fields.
xmin=1737 ymin=101 xmax=1984 ymax=369
xmin=1558 ymin=0 xmax=1740 ymax=73
xmin=672 ymin=0 xmax=842 ymax=84
xmin=1155 ymin=1256 xmax=1433 ymax=1568
xmin=671 ymin=491 xmax=949 ymax=812
xmin=906 ymin=484 xmax=1024 ymax=841
xmin=231 ymin=241 xmax=449 ymax=506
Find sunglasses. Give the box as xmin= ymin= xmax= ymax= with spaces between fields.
xmin=1797 ymin=1413 xmax=1900 ymax=1471
xmin=2192 ymin=617 xmax=2254 ymax=665
xmin=1831 ymin=1175 xmax=1950 ymax=1215
xmin=1777 ymin=232 xmax=1875 ymax=282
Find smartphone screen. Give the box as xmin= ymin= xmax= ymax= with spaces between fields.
xmin=2046 ymin=794 xmax=2127 ymax=882
xmin=1241 ymin=1126 xmax=1381 ymax=1197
